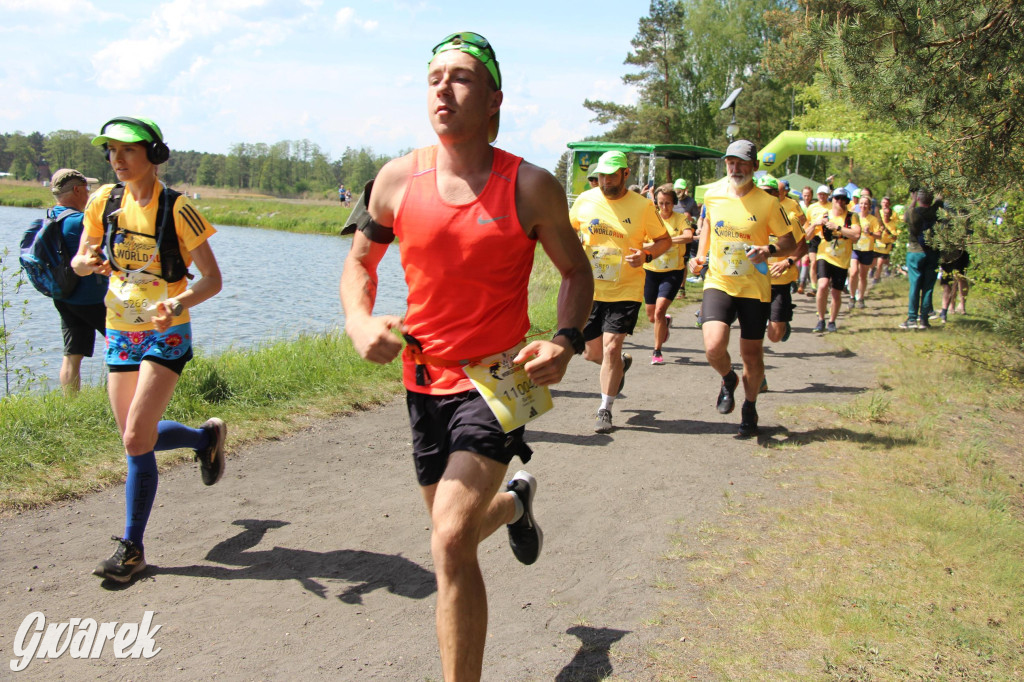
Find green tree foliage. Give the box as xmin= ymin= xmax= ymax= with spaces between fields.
xmin=780 ymin=0 xmax=1024 ymax=345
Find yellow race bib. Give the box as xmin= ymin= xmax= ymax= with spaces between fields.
xmin=462 ymin=342 xmax=553 ymax=433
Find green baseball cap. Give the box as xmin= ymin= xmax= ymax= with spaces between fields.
xmin=91 ymin=117 xmax=162 ymax=146
xmin=757 ymin=174 xmax=778 ymax=190
xmin=673 ymin=178 xmax=687 ymax=191
xmin=593 ymin=151 xmax=628 ymax=175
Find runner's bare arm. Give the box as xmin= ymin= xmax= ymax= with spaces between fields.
xmin=71 ymin=232 xmax=109 ymax=276
xmin=340 ymin=157 xmax=413 ymax=364
xmin=513 ymin=162 xmax=593 ymax=386
xmin=152 ymin=241 xmax=222 ymax=332
xmin=690 ymin=218 xmax=711 ymax=273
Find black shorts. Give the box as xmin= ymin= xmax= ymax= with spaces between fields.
xmin=406 ymin=390 xmax=532 ymax=487
xmin=643 ymin=269 xmax=685 ymax=305
xmin=53 ymin=300 xmax=106 ymax=357
xmin=808 ymin=236 xmax=822 ymax=251
xmin=583 ymin=300 xmax=642 ymax=341
xmin=700 ymin=288 xmax=770 ymax=341
xmin=815 ymin=260 xmax=848 ymax=291
xmin=107 ymin=348 xmax=194 ymax=376
xmin=852 ymin=250 xmax=875 ymax=265
xmin=770 ymin=284 xmax=794 ymax=323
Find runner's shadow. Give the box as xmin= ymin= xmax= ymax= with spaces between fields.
xmin=775 ymin=383 xmax=868 ymax=395
xmin=155 ymin=519 xmax=436 ymax=604
xmin=758 ymin=425 xmax=920 ymax=449
xmin=619 ymin=409 xmax=747 ymax=436
xmin=555 ymin=626 xmax=629 ymax=681
xmin=550 ymin=389 xmax=603 ymax=401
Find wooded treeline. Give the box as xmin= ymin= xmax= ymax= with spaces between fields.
xmin=0 ymin=130 xmax=390 ymax=197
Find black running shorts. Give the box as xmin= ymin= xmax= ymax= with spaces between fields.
xmin=53 ymin=300 xmax=106 ymax=357
xmin=815 ymin=260 xmax=848 ymax=291
xmin=852 ymin=249 xmax=875 ymax=265
xmin=583 ymin=300 xmax=642 ymax=341
xmin=700 ymin=288 xmax=770 ymax=340
xmin=406 ymin=390 xmax=532 ymax=487
xmin=770 ymin=284 xmax=794 ymax=323
xmin=643 ymin=269 xmax=685 ymax=305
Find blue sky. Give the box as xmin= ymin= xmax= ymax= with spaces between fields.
xmin=0 ymin=0 xmax=652 ymax=172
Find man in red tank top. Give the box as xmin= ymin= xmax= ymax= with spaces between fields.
xmin=340 ymin=32 xmax=593 ymax=681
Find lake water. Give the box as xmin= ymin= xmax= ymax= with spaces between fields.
xmin=0 ymin=205 xmax=408 ymax=391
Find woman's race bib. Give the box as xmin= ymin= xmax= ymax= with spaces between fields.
xmin=586 ymin=245 xmax=623 ymax=281
xmin=462 ymin=342 xmax=553 ymax=433
xmin=712 ymin=241 xmax=754 ymax=277
xmin=105 ymin=271 xmax=168 ymax=326
xmin=651 ymin=248 xmax=681 ymax=271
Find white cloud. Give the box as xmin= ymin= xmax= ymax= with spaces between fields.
xmin=335 ymin=6 xmax=378 ymax=31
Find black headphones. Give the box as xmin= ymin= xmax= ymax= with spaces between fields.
xmin=100 ymin=117 xmax=170 ymax=165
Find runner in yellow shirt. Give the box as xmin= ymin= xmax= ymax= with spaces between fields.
xmin=690 ymin=141 xmax=796 ymax=437
xmin=849 ymin=194 xmax=882 ymax=310
xmin=643 ymin=184 xmax=693 ymax=365
xmin=811 ymin=188 xmax=861 ymax=332
xmin=570 ymin=150 xmax=671 ymax=433
xmin=761 ymin=176 xmax=808 ymax=345
xmin=803 ymin=185 xmax=832 ymax=296
xmin=871 ymin=196 xmax=901 ymax=282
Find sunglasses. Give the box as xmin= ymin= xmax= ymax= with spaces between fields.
xmin=430 ymin=32 xmax=501 ymax=90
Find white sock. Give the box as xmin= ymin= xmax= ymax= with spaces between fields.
xmin=508 ymin=491 xmax=524 ymax=523
xmin=600 ymin=394 xmax=615 ymax=411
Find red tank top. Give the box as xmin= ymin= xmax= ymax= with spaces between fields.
xmin=394 ymin=146 xmax=535 ymax=394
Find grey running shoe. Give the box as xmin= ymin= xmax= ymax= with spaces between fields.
xmin=717 ymin=371 xmax=738 ymax=414
xmin=939 ymin=310 xmax=947 ymax=323
xmin=617 ymin=353 xmax=632 ymax=394
xmin=813 ymin=319 xmax=826 ymax=333
xmin=506 ymin=471 xmax=543 ymax=566
xmin=195 ymin=418 xmax=227 ymax=486
xmin=738 ymin=401 xmax=759 ymax=438
xmin=594 ymin=409 xmax=613 ymax=434
xmin=848 ymin=297 xmax=856 ymax=312
xmin=93 ymin=537 xmax=146 ymax=583
xmin=858 ymin=299 xmax=866 ymax=309
xmin=898 ymin=318 xmax=916 ymax=330
xmin=826 ymin=321 xmax=838 ymax=333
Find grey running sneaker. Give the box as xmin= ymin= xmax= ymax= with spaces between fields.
xmin=898 ymin=318 xmax=916 ymax=330
xmin=195 ymin=418 xmax=227 ymax=486
xmin=738 ymin=401 xmax=759 ymax=438
xmin=594 ymin=408 xmax=613 ymax=434
xmin=848 ymin=297 xmax=855 ymax=312
xmin=939 ymin=310 xmax=947 ymax=323
xmin=813 ymin=319 xmax=826 ymax=333
xmin=506 ymin=471 xmax=542 ymax=565
xmin=717 ymin=371 xmax=738 ymax=414
xmin=617 ymin=353 xmax=632 ymax=394
xmin=826 ymin=321 xmax=837 ymax=333
xmin=857 ymin=299 xmax=866 ymax=309
xmin=93 ymin=537 xmax=146 ymax=583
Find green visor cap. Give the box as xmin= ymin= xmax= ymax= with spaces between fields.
xmin=757 ymin=174 xmax=778 ymax=190
xmin=430 ymin=32 xmax=502 ymax=90
xmin=593 ymin=151 xmax=628 ymax=174
xmin=91 ymin=117 xmax=162 ymax=146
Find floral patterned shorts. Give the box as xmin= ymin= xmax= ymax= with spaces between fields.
xmin=106 ymin=322 xmax=193 ymax=370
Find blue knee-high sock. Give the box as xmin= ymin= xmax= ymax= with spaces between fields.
xmin=155 ymin=420 xmax=209 ymax=452
xmin=124 ymin=451 xmax=158 ymax=547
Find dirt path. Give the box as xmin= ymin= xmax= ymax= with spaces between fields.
xmin=0 ymin=295 xmax=878 ymax=680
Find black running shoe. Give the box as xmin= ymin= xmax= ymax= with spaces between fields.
xmin=617 ymin=353 xmax=632 ymax=394
xmin=93 ymin=536 xmax=146 ymax=583
xmin=738 ymin=401 xmax=759 ymax=438
xmin=195 ymin=418 xmax=226 ymax=486
xmin=717 ymin=371 xmax=738 ymax=414
xmin=506 ymin=471 xmax=542 ymax=565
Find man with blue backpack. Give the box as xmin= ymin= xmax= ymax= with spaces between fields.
xmin=27 ymin=169 xmax=108 ymax=392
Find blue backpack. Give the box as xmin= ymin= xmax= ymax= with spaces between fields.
xmin=19 ymin=210 xmax=80 ymax=300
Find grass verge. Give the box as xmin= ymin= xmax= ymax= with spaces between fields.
xmin=0 ymin=251 xmax=567 ymax=512
xmin=0 ymin=181 xmax=351 ymax=234
xmin=645 ymin=279 xmax=1024 ymax=679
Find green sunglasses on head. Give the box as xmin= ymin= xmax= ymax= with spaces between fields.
xmin=430 ymin=31 xmax=502 ymax=90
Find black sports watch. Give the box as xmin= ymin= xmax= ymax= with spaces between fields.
xmin=168 ymin=298 xmax=184 ymax=316
xmin=553 ymin=327 xmax=585 ymax=355
xmin=644 ymin=250 xmax=653 ymax=263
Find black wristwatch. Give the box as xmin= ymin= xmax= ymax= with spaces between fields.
xmin=768 ymin=244 xmax=777 ymax=255
xmin=168 ymin=298 xmax=184 ymax=316
xmin=553 ymin=327 xmax=585 ymax=355
xmin=644 ymin=250 xmax=653 ymax=263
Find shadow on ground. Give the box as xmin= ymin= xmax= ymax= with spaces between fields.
xmin=155 ymin=519 xmax=436 ymax=604
xmin=555 ymin=626 xmax=630 ymax=682
xmin=756 ymin=425 xmax=920 ymax=449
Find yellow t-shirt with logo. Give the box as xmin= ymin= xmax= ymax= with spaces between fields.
xmin=643 ymin=211 xmax=690 ymax=273
xmin=769 ymin=197 xmax=807 ymax=286
xmin=873 ymin=212 xmax=901 ymax=254
xmin=703 ymin=185 xmax=792 ymax=302
xmin=84 ymin=179 xmax=215 ymax=331
xmin=570 ymin=187 xmax=668 ymax=302
xmin=805 ymin=202 xmax=831 ymax=238
xmin=816 ymin=208 xmax=860 ymax=269
xmin=854 ymin=213 xmax=881 ymax=252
